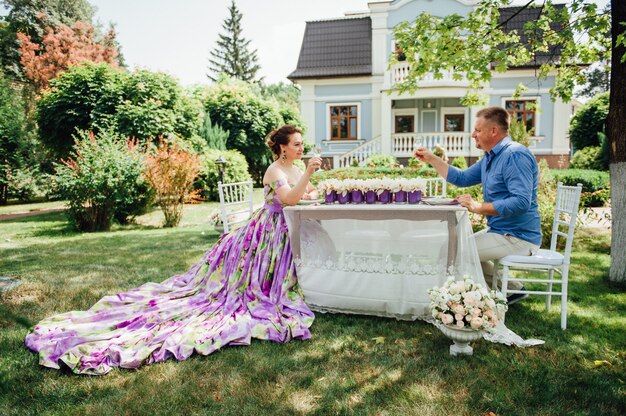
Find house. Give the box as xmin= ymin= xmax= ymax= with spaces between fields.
xmin=288 ymin=0 xmax=577 ymax=168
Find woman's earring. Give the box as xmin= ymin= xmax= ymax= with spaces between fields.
xmin=282 ymin=151 xmax=286 ymax=161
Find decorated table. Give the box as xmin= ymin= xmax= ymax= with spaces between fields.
xmin=283 ymin=203 xmax=485 ymax=320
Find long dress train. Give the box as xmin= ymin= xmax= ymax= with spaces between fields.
xmin=25 ymin=179 xmax=314 ymax=375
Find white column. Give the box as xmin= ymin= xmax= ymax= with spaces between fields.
xmin=381 ymin=93 xmax=392 ymax=154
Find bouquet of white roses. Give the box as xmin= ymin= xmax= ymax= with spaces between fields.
xmin=428 ymin=276 xmax=508 ymax=332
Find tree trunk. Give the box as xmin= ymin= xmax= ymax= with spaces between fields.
xmin=608 ymin=0 xmax=626 ymax=283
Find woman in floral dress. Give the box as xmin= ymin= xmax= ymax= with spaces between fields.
xmin=25 ymin=125 xmax=323 ymax=375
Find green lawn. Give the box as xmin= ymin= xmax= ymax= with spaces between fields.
xmin=0 ymin=201 xmax=624 ymax=415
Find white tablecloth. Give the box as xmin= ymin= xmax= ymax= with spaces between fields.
xmin=284 ymin=203 xmax=544 ymax=347
xmin=284 ymin=204 xmax=484 ymax=320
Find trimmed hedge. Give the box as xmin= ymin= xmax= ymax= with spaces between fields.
xmin=310 ymin=167 xmax=439 ymax=184
xmin=551 ymin=169 xmax=610 ymax=207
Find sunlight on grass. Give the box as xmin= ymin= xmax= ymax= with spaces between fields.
xmin=0 ymin=203 xmax=624 ymax=415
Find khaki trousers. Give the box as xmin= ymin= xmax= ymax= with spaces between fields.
xmin=473 ymin=229 xmax=540 ymax=291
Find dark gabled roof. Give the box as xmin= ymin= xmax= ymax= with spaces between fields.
xmin=288 ymin=17 xmax=372 ymax=80
xmin=497 ymin=4 xmax=566 ymax=67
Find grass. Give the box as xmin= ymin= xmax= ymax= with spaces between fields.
xmin=0 ymin=199 xmax=624 ymax=415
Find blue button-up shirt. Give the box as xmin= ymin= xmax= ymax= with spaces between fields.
xmin=446 ymin=136 xmax=542 ymax=246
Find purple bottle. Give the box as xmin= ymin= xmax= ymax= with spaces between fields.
xmin=394 ymin=190 xmax=407 ymax=203
xmin=408 ymin=190 xmax=422 ymax=204
xmin=337 ymin=192 xmax=351 ymax=204
xmin=351 ymin=190 xmax=363 ymax=204
xmin=365 ymin=190 xmax=377 ymax=204
xmin=324 ymin=190 xmax=337 ymax=204
xmin=378 ymin=189 xmax=391 ymax=204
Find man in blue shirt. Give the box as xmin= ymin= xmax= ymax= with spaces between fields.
xmin=414 ymin=106 xmax=541 ymax=304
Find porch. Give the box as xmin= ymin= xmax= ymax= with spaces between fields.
xmin=333 ymin=132 xmax=473 ymax=168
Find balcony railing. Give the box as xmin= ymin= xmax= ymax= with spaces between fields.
xmin=390 ymin=62 xmax=468 ymax=86
xmin=392 ymin=132 xmax=472 ymax=157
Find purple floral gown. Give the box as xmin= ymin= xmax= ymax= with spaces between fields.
xmin=25 ymin=179 xmax=315 ymax=375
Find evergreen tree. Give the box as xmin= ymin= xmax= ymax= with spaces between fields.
xmin=207 ymin=0 xmax=261 ymax=83
xmin=199 ymin=113 xmax=228 ymax=150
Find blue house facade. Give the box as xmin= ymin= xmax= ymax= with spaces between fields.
xmin=288 ymin=0 xmax=577 ymax=168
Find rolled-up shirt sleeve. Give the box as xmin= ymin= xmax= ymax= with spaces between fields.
xmin=446 ymin=160 xmax=482 ymax=188
xmin=492 ymin=152 xmax=535 ymax=217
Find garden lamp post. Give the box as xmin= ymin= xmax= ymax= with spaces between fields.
xmin=215 ymin=156 xmax=227 ymax=184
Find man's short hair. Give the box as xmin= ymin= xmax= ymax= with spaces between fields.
xmin=476 ymin=106 xmax=510 ymax=132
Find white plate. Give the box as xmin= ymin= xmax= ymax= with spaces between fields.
xmin=421 ymin=197 xmax=459 ymax=205
xmin=297 ymin=199 xmax=324 ymax=205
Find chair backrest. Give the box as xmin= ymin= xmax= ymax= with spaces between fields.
xmin=217 ymin=180 xmax=254 ymax=233
xmin=424 ymin=177 xmax=447 ymax=197
xmin=550 ymin=182 xmax=583 ymax=262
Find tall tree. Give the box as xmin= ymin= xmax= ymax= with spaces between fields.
xmin=18 ymin=21 xmax=119 ymax=91
xmin=393 ymin=0 xmax=625 ymax=283
xmin=207 ymin=0 xmax=261 ymax=82
xmin=0 ymin=0 xmax=96 ymax=78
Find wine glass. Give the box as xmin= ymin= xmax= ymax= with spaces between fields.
xmin=311 ymin=146 xmax=323 ymax=171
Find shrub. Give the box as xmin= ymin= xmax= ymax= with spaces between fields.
xmin=144 ymin=140 xmax=202 ymax=227
xmin=509 ymin=117 xmax=533 ymax=147
xmin=568 ymin=91 xmax=609 ymax=151
xmin=204 ymin=85 xmax=282 ymax=183
xmin=450 ymin=156 xmax=468 ymax=170
xmin=570 ymin=146 xmax=603 ymax=170
xmin=407 ymin=156 xmax=424 ymax=169
xmin=365 ymin=154 xmax=399 ymax=168
xmin=53 ymin=130 xmax=148 ymax=232
xmin=37 ymin=63 xmax=204 ymax=160
xmin=537 ymin=159 xmax=557 ymax=247
xmin=551 ymin=168 xmax=610 ymax=207
xmin=195 ymin=149 xmax=251 ymax=201
xmin=199 ymin=113 xmax=228 ymax=150
xmin=311 ymin=166 xmax=438 ymax=185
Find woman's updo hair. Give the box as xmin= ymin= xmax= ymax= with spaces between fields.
xmin=266 ymin=125 xmax=302 ymax=159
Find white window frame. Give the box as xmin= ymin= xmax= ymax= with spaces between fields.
xmin=420 ymin=109 xmax=438 ymax=133
xmin=392 ymin=108 xmax=417 ymax=133
xmin=440 ymin=107 xmax=469 ymax=132
xmin=326 ymin=102 xmax=361 ymax=141
xmin=501 ymin=96 xmax=542 ymax=136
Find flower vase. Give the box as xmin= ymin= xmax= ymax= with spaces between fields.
xmin=351 ymin=190 xmax=364 ymax=204
xmin=378 ymin=190 xmax=391 ymax=204
xmin=439 ymin=325 xmax=483 ymax=356
xmin=337 ymin=192 xmax=351 ymax=204
xmin=394 ymin=190 xmax=407 ymax=203
xmin=324 ymin=190 xmax=336 ymax=204
xmin=408 ymin=190 xmax=422 ymax=204
xmin=365 ymin=190 xmax=377 ymax=204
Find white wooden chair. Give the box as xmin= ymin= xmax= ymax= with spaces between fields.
xmin=217 ymin=180 xmax=254 ymax=233
xmin=424 ymin=177 xmax=447 ymax=197
xmin=499 ymin=182 xmax=583 ymax=330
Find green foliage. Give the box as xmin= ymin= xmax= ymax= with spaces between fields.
xmin=207 ymin=0 xmax=261 ymax=82
xmin=204 ymin=84 xmax=282 ymax=182
xmin=0 ymin=72 xmax=44 ymax=203
xmin=0 ymin=0 xmax=97 ymax=78
xmin=37 ymin=63 xmax=203 ymax=160
xmin=195 ymin=148 xmax=251 ymax=201
xmin=407 ymin=156 xmax=425 ymax=169
xmin=570 ymin=146 xmax=604 ymax=170
xmin=391 ymin=2 xmax=611 ymax=104
xmin=551 ymin=168 xmax=610 ymax=207
xmin=568 ymin=92 xmax=609 ymax=151
xmin=53 ymin=129 xmax=149 ymax=231
xmin=364 ymin=154 xmax=399 ymax=168
xmin=450 ymin=156 xmax=468 ymax=170
xmin=310 ymin=166 xmax=438 ymax=185
xmin=199 ymin=113 xmax=228 ymax=150
xmin=537 ymin=159 xmax=557 ymax=247
xmin=509 ymin=117 xmax=533 ymax=147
